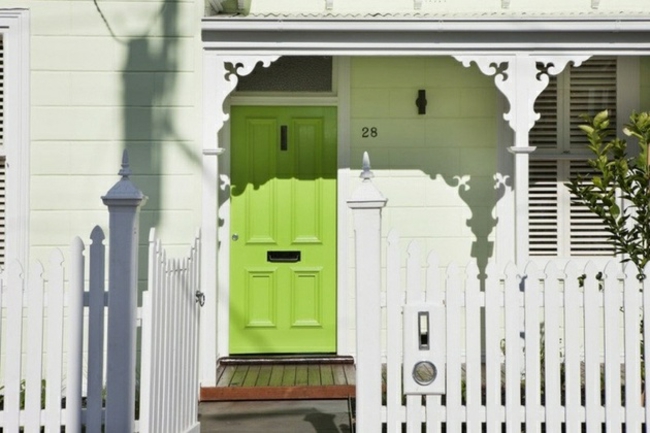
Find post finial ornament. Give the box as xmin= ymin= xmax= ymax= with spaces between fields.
xmin=118 ymin=149 xmax=132 ymax=179
xmin=361 ymin=151 xmax=374 ymax=180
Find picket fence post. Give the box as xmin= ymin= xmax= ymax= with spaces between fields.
xmin=102 ymin=150 xmax=147 ymax=433
xmin=347 ymin=152 xmax=387 ymax=433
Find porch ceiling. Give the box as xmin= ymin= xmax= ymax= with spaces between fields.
xmin=202 ymin=17 xmax=650 ymax=54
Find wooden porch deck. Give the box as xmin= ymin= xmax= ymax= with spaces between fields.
xmin=200 ymin=356 xmax=356 ymax=401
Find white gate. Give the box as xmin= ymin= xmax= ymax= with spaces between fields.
xmin=139 ymin=228 xmax=202 ymax=433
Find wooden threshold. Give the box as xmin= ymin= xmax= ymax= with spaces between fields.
xmin=200 ymin=358 xmax=356 ymax=402
xmin=200 ymin=384 xmax=355 ymax=401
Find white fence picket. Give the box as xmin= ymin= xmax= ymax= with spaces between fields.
xmin=386 ymin=230 xmax=402 ymax=432
xmin=66 ymin=237 xmax=85 ymax=433
xmin=503 ymin=263 xmax=521 ymax=433
xmin=86 ymin=226 xmax=106 ymax=433
xmin=445 ymin=262 xmax=462 ymax=433
xmin=523 ymin=261 xmax=541 ymax=433
xmin=25 ymin=261 xmax=45 ymax=432
xmin=45 ymin=249 xmax=65 ymax=431
xmin=603 ymin=260 xmax=622 ymax=430
xmin=623 ymin=264 xmax=642 ymax=433
xmin=425 ymin=251 xmax=443 ymax=433
xmin=484 ymin=261 xmax=501 ymax=433
xmin=543 ymin=261 xmax=562 ymax=432
xmin=644 ymin=262 xmax=650 ymax=430
xmin=405 ymin=241 xmax=423 ymax=433
xmin=464 ymin=261 xmax=481 ymax=433
xmin=5 ymin=261 xmax=25 ymax=432
xmin=563 ymin=261 xmax=582 ymax=433
xmin=583 ymin=261 xmax=602 ymax=433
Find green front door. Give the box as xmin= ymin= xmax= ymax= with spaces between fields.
xmin=229 ymin=106 xmax=337 ymax=354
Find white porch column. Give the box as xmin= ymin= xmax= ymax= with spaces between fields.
xmin=200 ymin=53 xmax=278 ymax=386
xmin=455 ymin=54 xmax=588 ymax=264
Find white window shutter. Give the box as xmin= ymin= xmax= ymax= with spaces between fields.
xmin=529 ymin=160 xmax=559 ymax=256
xmin=0 ymin=38 xmax=5 ymax=266
xmin=529 ymin=56 xmax=617 ymax=257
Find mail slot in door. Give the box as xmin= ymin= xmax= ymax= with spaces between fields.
xmin=267 ymin=251 xmax=301 ymax=263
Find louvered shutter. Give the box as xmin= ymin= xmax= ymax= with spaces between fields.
xmin=568 ymin=160 xmax=613 ymax=255
xmin=529 ymin=57 xmax=617 ymax=257
xmin=529 ymin=160 xmax=559 ymax=255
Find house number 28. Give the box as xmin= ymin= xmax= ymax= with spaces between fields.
xmin=361 ymin=127 xmax=378 ymax=138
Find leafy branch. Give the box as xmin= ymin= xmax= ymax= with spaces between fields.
xmin=566 ymin=110 xmax=650 ymax=279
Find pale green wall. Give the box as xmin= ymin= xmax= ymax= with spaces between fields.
xmin=11 ymin=1 xmax=204 ymax=274
xmin=346 ymin=56 xmax=499 ymax=354
xmin=349 ymin=56 xmax=499 ymax=265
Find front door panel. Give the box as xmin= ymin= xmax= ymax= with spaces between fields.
xmin=230 ymin=106 xmax=337 ymax=354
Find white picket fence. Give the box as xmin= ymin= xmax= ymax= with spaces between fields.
xmin=379 ymin=230 xmax=650 ymax=432
xmin=0 ymin=227 xmax=109 ymax=431
xmin=140 ymin=228 xmax=202 ymax=433
xmin=0 ymin=227 xmax=202 ymax=432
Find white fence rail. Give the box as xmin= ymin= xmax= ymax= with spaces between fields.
xmin=378 ymin=231 xmax=650 ymax=432
xmin=140 ymin=228 xmax=202 ymax=433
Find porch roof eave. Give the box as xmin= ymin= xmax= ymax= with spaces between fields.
xmin=201 ymin=16 xmax=650 ymax=55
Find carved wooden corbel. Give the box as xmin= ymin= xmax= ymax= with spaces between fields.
xmin=214 ymin=56 xmax=280 ymax=135
xmin=453 ymin=55 xmax=589 ymax=141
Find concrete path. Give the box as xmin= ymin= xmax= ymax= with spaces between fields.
xmin=199 ymin=399 xmax=353 ymax=433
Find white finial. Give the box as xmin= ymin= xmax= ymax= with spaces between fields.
xmin=361 ymin=151 xmax=374 ymax=180
xmin=118 ymin=150 xmax=132 ymax=179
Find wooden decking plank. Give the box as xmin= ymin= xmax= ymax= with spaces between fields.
xmin=216 ymin=365 xmax=236 ymax=387
xmin=268 ymin=364 xmax=284 ymax=387
xmin=320 ymin=364 xmax=334 ymax=386
xmin=282 ymin=364 xmax=297 ymax=386
xmin=255 ymin=365 xmax=273 ymax=387
xmin=333 ymin=364 xmax=348 ymax=385
xmin=242 ymin=365 xmax=260 ymax=387
xmin=229 ymin=365 xmax=248 ymax=387
xmin=295 ymin=365 xmax=309 ymax=386
xmin=344 ymin=364 xmax=356 ymax=385
xmin=308 ymin=364 xmax=321 ymax=386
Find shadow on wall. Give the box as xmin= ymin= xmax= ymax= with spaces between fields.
xmin=92 ymin=0 xmax=203 ymax=280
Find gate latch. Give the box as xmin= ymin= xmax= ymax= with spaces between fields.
xmin=195 ymin=290 xmax=206 ymax=307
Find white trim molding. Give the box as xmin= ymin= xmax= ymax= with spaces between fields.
xmin=0 ymin=9 xmax=30 ymax=268
xmin=200 ymin=53 xmax=279 ymax=386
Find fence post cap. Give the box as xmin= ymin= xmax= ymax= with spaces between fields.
xmin=347 ymin=152 xmax=387 ymax=209
xmin=101 ymin=150 xmax=147 ymax=206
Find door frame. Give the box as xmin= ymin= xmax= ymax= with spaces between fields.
xmin=215 ymin=57 xmax=352 ymax=360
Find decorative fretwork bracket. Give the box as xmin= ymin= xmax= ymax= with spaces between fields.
xmin=215 ymin=55 xmax=280 ymax=135
xmin=453 ymin=54 xmax=590 ymax=147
